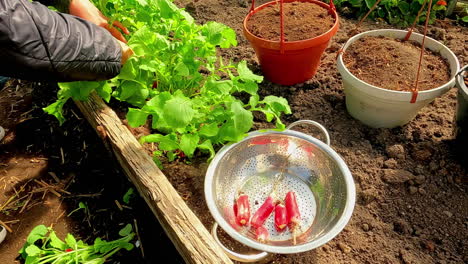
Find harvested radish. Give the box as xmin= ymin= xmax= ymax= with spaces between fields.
xmin=224 ymin=206 xmax=241 ymax=231
xmin=251 ymin=196 xmax=277 ymax=229
xmin=250 ymin=137 xmax=288 ymax=147
xmin=235 ymin=194 xmax=250 ymax=226
xmin=274 ymin=203 xmax=287 ymax=232
xmin=233 ymin=202 xmax=238 ymax=216
xmin=285 ymin=191 xmax=301 ymax=245
xmin=255 ymin=226 xmax=269 ymax=243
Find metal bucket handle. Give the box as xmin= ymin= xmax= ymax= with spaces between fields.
xmin=456 ymin=65 xmax=468 ymax=77
xmin=210 ymin=120 xmax=330 ymax=261
xmin=0 ymin=225 xmax=6 ymax=244
xmin=286 ymin=120 xmax=331 ymax=146
xmin=0 ymin=126 xmax=4 ymax=143
xmin=212 ymin=223 xmax=269 ymax=262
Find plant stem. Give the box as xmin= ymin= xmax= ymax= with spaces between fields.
xmin=37 ymin=248 xmax=88 ymax=264
xmin=101 ymin=247 xmax=122 ymax=260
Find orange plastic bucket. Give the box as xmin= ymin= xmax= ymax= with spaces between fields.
xmin=243 ymin=0 xmax=339 ymax=85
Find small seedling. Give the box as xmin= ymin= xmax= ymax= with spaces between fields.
xmin=67 ymin=202 xmax=88 ymax=217
xmin=122 ymin=188 xmax=135 ymax=205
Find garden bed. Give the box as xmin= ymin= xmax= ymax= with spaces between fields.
xmin=1 ymin=0 xmax=467 ymax=263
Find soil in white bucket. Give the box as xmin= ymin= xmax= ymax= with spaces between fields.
xmin=337 ymin=29 xmax=459 ymax=129
xmin=343 ymin=36 xmax=451 ymax=91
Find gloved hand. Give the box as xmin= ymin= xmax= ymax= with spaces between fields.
xmin=116 ymin=39 xmax=134 ymax=65
xmin=69 ymin=0 xmax=130 ymax=43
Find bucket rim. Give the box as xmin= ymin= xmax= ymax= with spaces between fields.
xmin=243 ymin=0 xmax=340 ymax=50
xmin=336 ymin=29 xmax=460 ymax=101
xmin=457 ymin=65 xmax=468 ymax=96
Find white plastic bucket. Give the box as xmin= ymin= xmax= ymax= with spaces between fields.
xmin=337 ymin=29 xmax=460 ymax=128
xmin=456 ymin=65 xmax=468 ymax=150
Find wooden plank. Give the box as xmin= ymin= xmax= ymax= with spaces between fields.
xmin=74 ymin=93 xmax=232 ymax=264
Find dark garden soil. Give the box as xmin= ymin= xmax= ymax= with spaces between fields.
xmin=1 ymin=0 xmax=467 ymax=263
xmin=246 ymin=1 xmax=335 ymax=41
xmin=0 ymin=81 xmax=182 ymax=264
xmin=343 ymin=36 xmax=451 ymax=92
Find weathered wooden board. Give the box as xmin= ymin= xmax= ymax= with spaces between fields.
xmin=75 ymin=93 xmax=232 ymax=264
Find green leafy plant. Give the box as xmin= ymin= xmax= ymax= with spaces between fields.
xmin=331 ymin=0 xmax=448 ymax=26
xmin=67 ymin=202 xmax=88 ymax=217
xmin=44 ymin=0 xmax=291 ymax=164
xmin=19 ymin=224 xmax=134 ymax=264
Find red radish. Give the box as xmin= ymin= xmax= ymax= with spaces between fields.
xmin=250 ymin=138 xmax=274 ymax=145
xmin=250 ymin=137 xmax=289 ymax=148
xmin=233 ymin=202 xmax=238 ymax=216
xmin=224 ymin=206 xmax=241 ymax=231
xmin=285 ymin=191 xmax=301 ymax=245
xmin=176 ymin=150 xmax=186 ymax=158
xmin=303 ymin=145 xmax=316 ymax=159
xmin=274 ymin=203 xmax=287 ymax=232
xmin=251 ymin=196 xmax=277 ymax=229
xmin=255 ymin=226 xmax=269 ymax=243
xmin=235 ymin=194 xmax=250 ymax=226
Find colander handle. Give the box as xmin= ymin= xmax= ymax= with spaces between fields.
xmin=211 ymin=223 xmax=269 ymax=262
xmin=0 ymin=224 xmax=6 ymax=244
xmin=286 ymin=120 xmax=331 ymax=146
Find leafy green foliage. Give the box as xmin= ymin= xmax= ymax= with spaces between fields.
xmin=122 ymin=188 xmax=135 ymax=204
xmin=331 ymin=0 xmax=448 ymax=26
xmin=453 ymin=2 xmax=468 ymax=23
xmin=45 ymin=0 xmax=291 ymax=163
xmin=19 ymin=224 xmax=135 ymax=264
xmin=67 ymin=201 xmax=88 ymax=217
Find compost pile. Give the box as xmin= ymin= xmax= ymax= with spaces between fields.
xmin=0 ymin=0 xmax=467 ymax=264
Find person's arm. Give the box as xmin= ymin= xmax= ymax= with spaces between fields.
xmin=37 ymin=0 xmax=129 ymax=43
xmin=35 ymin=0 xmax=71 ymax=13
xmin=0 ymin=0 xmax=122 ymax=82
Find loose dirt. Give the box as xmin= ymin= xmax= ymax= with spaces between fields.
xmin=1 ymin=0 xmax=467 ymax=264
xmin=246 ymin=1 xmax=335 ymax=41
xmin=343 ymin=36 xmax=451 ymax=91
xmin=0 ymin=81 xmax=182 ymax=264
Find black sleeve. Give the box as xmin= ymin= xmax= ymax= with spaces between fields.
xmin=0 ymin=0 xmax=122 ymax=82
xmin=35 ymin=0 xmax=71 ymax=13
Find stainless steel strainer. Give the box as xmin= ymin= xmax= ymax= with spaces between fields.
xmin=205 ymin=120 xmax=355 ymax=262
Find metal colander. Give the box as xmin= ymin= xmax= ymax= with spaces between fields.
xmin=205 ymin=120 xmax=355 ymax=262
